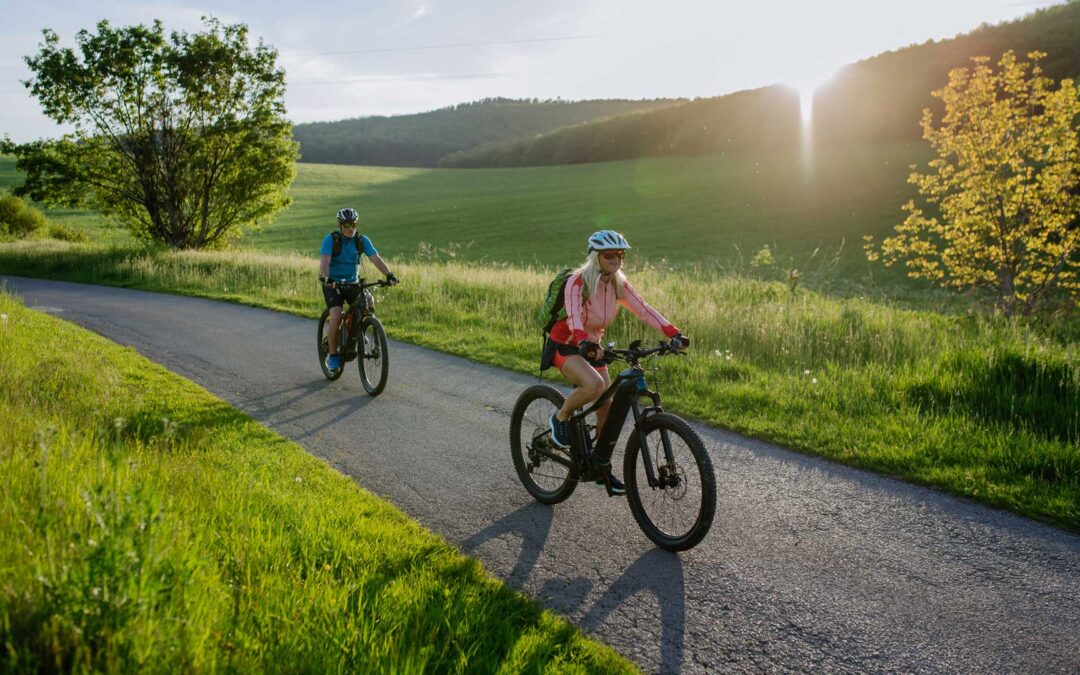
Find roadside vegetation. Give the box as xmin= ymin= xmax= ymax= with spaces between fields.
xmin=2 ymin=242 xmax=1076 ymax=530
xmin=0 ymin=289 xmax=632 ymax=672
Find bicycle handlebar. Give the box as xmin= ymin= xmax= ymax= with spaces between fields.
xmin=601 ymin=339 xmax=686 ymax=365
xmin=319 ymin=278 xmax=393 ymax=290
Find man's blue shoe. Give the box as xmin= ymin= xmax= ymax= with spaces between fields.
xmin=326 ymin=354 xmax=342 ymax=371
xmin=549 ymin=414 xmax=572 ymax=449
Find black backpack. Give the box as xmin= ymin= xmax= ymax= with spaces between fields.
xmin=330 ymin=230 xmax=361 ymax=260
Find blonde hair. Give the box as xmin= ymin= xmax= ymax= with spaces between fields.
xmin=574 ymin=251 xmax=626 ymax=299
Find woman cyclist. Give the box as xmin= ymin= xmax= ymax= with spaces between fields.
xmin=547 ymin=230 xmax=689 ymax=495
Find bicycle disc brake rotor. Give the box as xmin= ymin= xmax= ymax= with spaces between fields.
xmin=658 ymin=462 xmax=688 ymax=500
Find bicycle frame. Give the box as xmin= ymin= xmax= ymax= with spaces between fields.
xmin=333 ymin=279 xmax=386 ymax=359
xmin=569 ymin=362 xmax=673 ymax=489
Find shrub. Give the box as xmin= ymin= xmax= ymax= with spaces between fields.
xmin=48 ymin=222 xmax=91 ymax=243
xmin=0 ymin=192 xmax=48 ymax=239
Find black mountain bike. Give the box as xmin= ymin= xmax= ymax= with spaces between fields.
xmin=510 ymin=339 xmax=716 ymax=551
xmin=317 ymin=279 xmax=392 ymax=395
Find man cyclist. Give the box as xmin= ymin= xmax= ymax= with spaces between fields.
xmin=319 ymin=207 xmax=399 ymax=373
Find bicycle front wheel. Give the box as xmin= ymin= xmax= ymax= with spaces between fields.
xmin=624 ymin=413 xmax=716 ymax=551
xmin=357 ymin=315 xmax=389 ymax=396
xmin=510 ymin=384 xmax=578 ymax=504
xmin=317 ymin=309 xmax=343 ymax=381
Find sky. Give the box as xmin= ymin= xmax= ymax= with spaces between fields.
xmin=0 ymin=0 xmax=1067 ymax=142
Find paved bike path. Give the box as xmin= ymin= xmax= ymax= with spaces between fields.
xmin=5 ymin=276 xmax=1079 ymax=673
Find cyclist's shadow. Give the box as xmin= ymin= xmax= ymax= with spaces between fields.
xmin=543 ymin=549 xmax=685 ymax=674
xmin=459 ymin=502 xmax=554 ymax=588
xmin=461 ymin=505 xmax=685 ymax=672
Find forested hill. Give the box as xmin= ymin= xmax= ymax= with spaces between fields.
xmin=291 ymin=98 xmax=680 ymax=167
xmin=440 ymin=1 xmax=1080 ymax=168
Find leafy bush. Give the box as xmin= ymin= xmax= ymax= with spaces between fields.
xmin=0 ymin=192 xmax=47 ymax=239
xmin=48 ymin=222 xmax=91 ymax=242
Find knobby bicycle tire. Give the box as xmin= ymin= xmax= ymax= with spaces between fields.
xmin=624 ymin=413 xmax=716 ymax=551
xmin=358 ymin=315 xmax=389 ymax=396
xmin=317 ymin=309 xmax=344 ymax=381
xmin=510 ymin=384 xmax=578 ymax=504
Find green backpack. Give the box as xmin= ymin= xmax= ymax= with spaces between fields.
xmin=536 ymin=268 xmax=589 ymax=334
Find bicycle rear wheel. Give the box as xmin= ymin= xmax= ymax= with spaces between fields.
xmin=358 ymin=315 xmax=389 ymax=396
xmin=624 ymin=413 xmax=716 ymax=551
xmin=317 ymin=309 xmax=344 ymax=381
xmin=510 ymin=384 xmax=578 ymax=504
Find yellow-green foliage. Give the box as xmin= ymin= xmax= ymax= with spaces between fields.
xmin=869 ymin=51 xmax=1080 ymax=317
xmin=0 ymin=192 xmax=48 ymax=239
xmin=0 ymin=292 xmax=633 ymax=673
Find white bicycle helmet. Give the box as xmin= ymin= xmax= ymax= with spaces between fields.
xmin=587 ymin=229 xmax=631 ymax=253
xmin=336 ymin=207 xmax=358 ymax=224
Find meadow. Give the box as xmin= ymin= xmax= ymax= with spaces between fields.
xmin=1 ymin=242 xmax=1076 ymax=531
xmin=0 ymin=289 xmax=632 ymax=672
xmin=3 ymin=142 xmax=932 ymax=281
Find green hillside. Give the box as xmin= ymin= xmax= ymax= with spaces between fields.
xmin=441 ymin=2 xmax=1080 ymax=168
xmin=292 ymin=97 xmax=680 ymax=167
xmin=247 ymin=142 xmax=930 ymax=283
xmin=4 ymin=140 xmax=931 ymax=281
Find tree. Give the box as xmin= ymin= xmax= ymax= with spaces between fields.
xmin=4 ymin=18 xmax=297 ymax=249
xmin=866 ymin=51 xmax=1080 ymax=318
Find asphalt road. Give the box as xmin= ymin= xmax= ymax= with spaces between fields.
xmin=4 ymin=276 xmax=1079 ymax=674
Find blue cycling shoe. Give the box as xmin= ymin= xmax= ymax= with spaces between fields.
xmin=549 ymin=413 xmax=572 ymax=448
xmin=326 ymin=354 xmax=342 ymax=371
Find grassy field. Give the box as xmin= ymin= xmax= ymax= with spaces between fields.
xmin=0 ymin=289 xmax=633 ymax=672
xmin=3 ymin=142 xmax=931 ymax=281
xmin=2 ymin=242 xmax=1076 ymax=532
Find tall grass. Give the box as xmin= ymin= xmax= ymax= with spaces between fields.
xmin=0 ymin=290 xmax=632 ymax=672
xmin=1 ymin=241 xmax=1077 ymax=529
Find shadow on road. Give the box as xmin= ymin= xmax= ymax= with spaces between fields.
xmin=459 ymin=502 xmax=554 ymax=587
xmin=237 ymin=379 xmax=382 ymax=438
xmin=579 ymin=549 xmax=686 ymax=673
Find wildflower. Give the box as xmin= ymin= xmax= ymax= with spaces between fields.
xmin=714 ymin=349 xmax=722 ymax=357
xmin=726 ymin=355 xmax=732 ymax=361
xmin=1 ymin=313 xmax=6 ymax=321
xmin=812 ymin=378 xmax=818 ymax=384
xmin=295 ymin=476 xmax=303 ymax=483
xmin=803 ymin=369 xmax=810 ymax=376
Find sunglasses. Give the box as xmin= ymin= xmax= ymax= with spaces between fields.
xmin=601 ymin=250 xmax=626 ymax=260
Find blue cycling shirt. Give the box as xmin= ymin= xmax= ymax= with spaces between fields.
xmin=320 ymin=233 xmax=378 ymax=282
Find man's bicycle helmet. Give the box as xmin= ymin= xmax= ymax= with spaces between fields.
xmin=336 ymin=207 xmax=358 ymax=224
xmin=587 ymin=229 xmax=631 ymax=253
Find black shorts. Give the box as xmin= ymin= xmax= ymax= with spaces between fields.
xmin=322 ymin=284 xmax=362 ymax=309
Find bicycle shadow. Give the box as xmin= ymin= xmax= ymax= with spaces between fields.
xmin=460 ymin=505 xmax=686 ymax=672
xmin=459 ymin=502 xmax=554 ymax=588
xmin=235 ymin=379 xmax=382 ymax=439
xmin=571 ymin=549 xmax=685 ymax=673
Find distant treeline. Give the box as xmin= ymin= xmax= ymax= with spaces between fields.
xmin=292 ymin=98 xmax=680 ymax=167
xmin=439 ymin=86 xmax=801 ymax=167
xmin=442 ymin=2 xmax=1080 ymax=168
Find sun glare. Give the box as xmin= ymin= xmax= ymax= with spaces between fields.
xmin=788 ymin=69 xmax=836 ymax=125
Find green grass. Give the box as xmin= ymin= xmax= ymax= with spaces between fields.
xmin=0 ymin=290 xmax=634 ymax=673
xmin=3 ymin=142 xmax=931 ymax=279
xmin=1 ymin=242 xmax=1077 ymax=531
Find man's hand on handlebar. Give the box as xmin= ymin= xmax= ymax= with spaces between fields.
xmin=386 ymin=272 xmax=399 ymax=286
xmin=319 ymin=276 xmax=336 ymax=289
xmin=669 ymin=332 xmax=690 ymax=352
